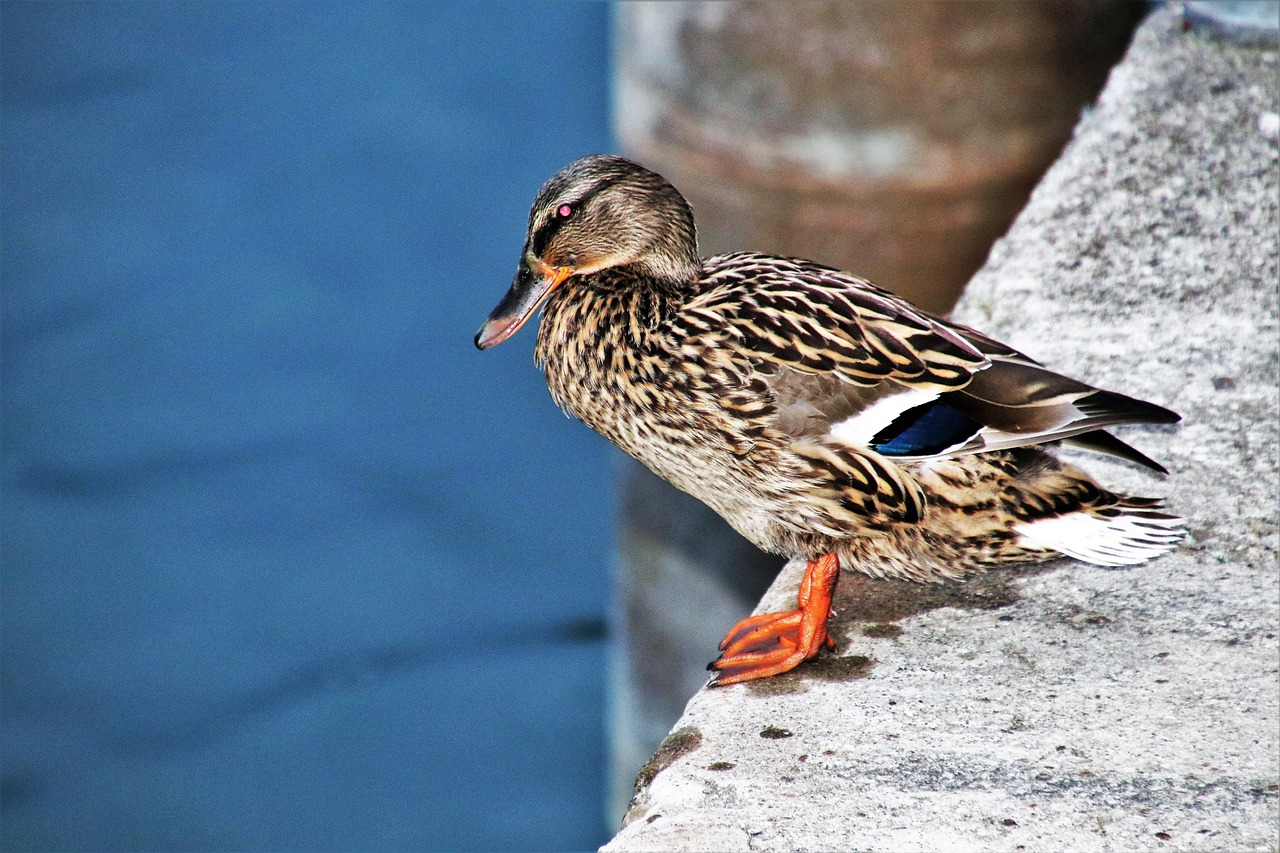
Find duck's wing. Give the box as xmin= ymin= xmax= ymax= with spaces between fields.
xmin=686 ymin=254 xmax=1001 ymax=391
xmin=684 ymin=254 xmax=1178 ymax=471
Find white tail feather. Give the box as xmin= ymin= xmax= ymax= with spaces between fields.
xmin=1014 ymin=508 xmax=1185 ymax=567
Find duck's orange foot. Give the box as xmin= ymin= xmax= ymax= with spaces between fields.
xmin=707 ymin=553 xmax=840 ymax=686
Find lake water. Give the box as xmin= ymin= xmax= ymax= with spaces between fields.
xmin=2 ymin=3 xmax=619 ymax=849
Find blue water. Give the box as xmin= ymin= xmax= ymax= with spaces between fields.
xmin=1 ymin=3 xmax=618 ymax=849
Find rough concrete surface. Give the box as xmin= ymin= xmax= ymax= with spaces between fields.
xmin=603 ymin=9 xmax=1279 ymax=852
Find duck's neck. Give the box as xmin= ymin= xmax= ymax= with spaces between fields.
xmin=630 ymin=249 xmax=702 ymax=293
xmin=585 ymin=259 xmax=702 ymax=296
xmin=533 ymin=264 xmax=699 ymax=416
xmin=537 ymin=269 xmax=679 ymax=357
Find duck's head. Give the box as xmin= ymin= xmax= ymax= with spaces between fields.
xmin=475 ymin=155 xmax=699 ymax=349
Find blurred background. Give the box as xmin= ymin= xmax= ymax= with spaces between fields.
xmin=3 ymin=4 xmax=616 ymax=850
xmin=1 ymin=2 xmax=1142 ymax=850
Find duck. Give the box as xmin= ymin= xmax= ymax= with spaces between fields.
xmin=475 ymin=154 xmax=1184 ymax=687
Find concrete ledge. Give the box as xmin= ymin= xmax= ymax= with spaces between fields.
xmin=603 ymin=9 xmax=1279 ymax=851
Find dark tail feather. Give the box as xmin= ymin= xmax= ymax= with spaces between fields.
xmin=1076 ymin=389 xmax=1181 ymax=427
xmin=1064 ymin=429 xmax=1170 ymax=475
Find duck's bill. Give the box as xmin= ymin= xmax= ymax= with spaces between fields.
xmin=474 ymin=264 xmax=572 ymax=350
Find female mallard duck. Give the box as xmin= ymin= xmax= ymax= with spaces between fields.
xmin=476 ymin=154 xmax=1183 ymax=686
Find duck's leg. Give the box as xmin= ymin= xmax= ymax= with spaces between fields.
xmin=708 ymin=552 xmax=840 ymax=686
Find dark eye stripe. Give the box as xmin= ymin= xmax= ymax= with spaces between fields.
xmin=531 ymin=208 xmax=571 ymax=257
xmin=528 ymin=173 xmax=626 ymax=257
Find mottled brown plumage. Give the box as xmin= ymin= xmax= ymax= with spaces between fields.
xmin=477 ymin=155 xmax=1183 ymax=685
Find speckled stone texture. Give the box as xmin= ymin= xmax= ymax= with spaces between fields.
xmin=602 ymin=9 xmax=1279 ymax=852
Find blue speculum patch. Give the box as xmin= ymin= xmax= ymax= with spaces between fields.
xmin=871 ymin=402 xmax=982 ymax=456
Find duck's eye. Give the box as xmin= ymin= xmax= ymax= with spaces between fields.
xmin=557 ymin=204 xmax=573 ymax=219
